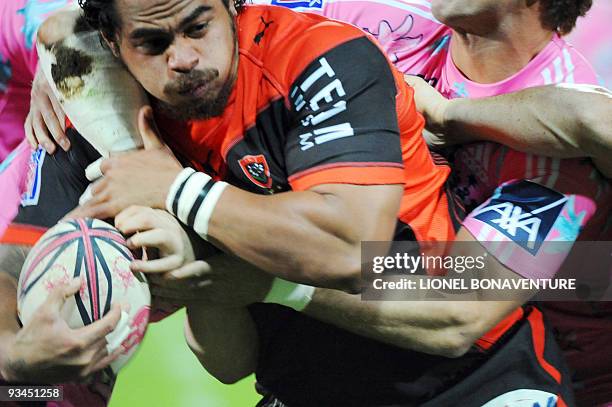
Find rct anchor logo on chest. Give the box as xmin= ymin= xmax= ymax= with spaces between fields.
xmin=238 ymin=154 xmax=273 ymax=189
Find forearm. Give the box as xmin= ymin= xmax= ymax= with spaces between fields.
xmin=205 ymin=185 xmax=399 ymax=293
xmin=305 ymin=289 xmax=489 ymax=357
xmin=209 ymin=189 xmax=358 ymax=290
xmin=444 ymin=85 xmax=612 ymax=176
xmin=445 ymin=87 xmax=582 ymax=156
xmin=185 ymin=305 xmax=257 ymax=384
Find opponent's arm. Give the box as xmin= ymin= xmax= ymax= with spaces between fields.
xmin=304 ymin=228 xmax=529 ymax=358
xmin=406 ymin=77 xmax=612 ymax=177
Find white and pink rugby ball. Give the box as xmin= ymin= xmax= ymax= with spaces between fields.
xmin=17 ymin=218 xmax=151 ymax=375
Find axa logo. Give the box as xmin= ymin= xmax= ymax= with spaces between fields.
xmin=472 ymin=180 xmax=567 ymax=255
xmin=238 ymin=154 xmax=272 ymax=189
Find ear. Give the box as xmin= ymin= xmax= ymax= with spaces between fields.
xmin=100 ymin=32 xmax=120 ymax=58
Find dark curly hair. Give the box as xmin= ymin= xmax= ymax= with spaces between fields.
xmin=77 ymin=0 xmax=247 ymax=42
xmin=539 ymin=0 xmax=592 ymax=35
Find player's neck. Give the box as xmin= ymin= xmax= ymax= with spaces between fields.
xmin=449 ymin=13 xmax=553 ymax=84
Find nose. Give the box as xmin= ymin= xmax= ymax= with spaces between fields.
xmin=167 ymin=38 xmax=199 ymax=74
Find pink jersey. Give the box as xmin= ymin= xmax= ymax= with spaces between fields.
xmin=0 ymin=0 xmax=71 ymax=160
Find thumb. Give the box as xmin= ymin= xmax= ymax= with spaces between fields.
xmin=138 ymin=106 xmax=164 ymax=150
xmin=47 ymin=277 xmax=82 ymax=313
xmin=403 ymin=74 xmax=423 ymax=89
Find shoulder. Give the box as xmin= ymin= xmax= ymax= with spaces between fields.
xmin=238 ymin=5 xmax=371 ymax=87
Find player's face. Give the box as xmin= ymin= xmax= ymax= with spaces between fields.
xmin=113 ymin=0 xmax=238 ymax=120
xmin=431 ymin=0 xmax=518 ymax=30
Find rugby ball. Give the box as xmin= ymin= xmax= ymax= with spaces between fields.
xmin=17 ymin=218 xmax=151 ymax=376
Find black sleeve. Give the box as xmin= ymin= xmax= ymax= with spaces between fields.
xmin=14 ymin=127 xmax=101 ymax=228
xmin=285 ymin=36 xmax=404 ymax=182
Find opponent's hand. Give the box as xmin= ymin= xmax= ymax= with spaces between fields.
xmin=69 ymin=106 xmax=183 ymax=219
xmin=404 ymin=75 xmax=452 ymax=148
xmin=25 ymin=65 xmax=68 ymax=154
xmin=1 ymin=278 xmax=122 ymax=383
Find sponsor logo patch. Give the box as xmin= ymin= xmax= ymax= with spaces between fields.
xmin=271 ymin=0 xmax=323 ymax=9
xmin=472 ymin=180 xmax=567 ymax=255
xmin=21 ymin=147 xmax=46 ymax=207
xmin=239 ymin=154 xmax=273 ymax=189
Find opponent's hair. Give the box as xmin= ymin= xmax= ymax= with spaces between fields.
xmin=539 ymin=0 xmax=592 ymax=35
xmin=78 ymin=0 xmax=246 ymax=42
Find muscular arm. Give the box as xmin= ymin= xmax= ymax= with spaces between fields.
xmin=207 ymin=184 xmax=402 ymax=293
xmin=445 ymin=84 xmax=612 ymax=175
xmin=407 ymin=77 xmax=612 ymax=177
xmin=304 ymin=227 xmax=529 ymax=358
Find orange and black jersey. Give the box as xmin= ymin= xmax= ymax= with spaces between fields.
xmin=1 ymin=6 xmax=572 ymax=405
xmin=157 ymin=5 xmax=455 ymax=243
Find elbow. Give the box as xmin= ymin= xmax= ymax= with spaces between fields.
xmin=185 ymin=336 xmax=251 ymax=385
xmin=210 ymin=370 xmax=250 ymax=385
xmin=435 ymin=333 xmax=474 ymax=358
xmin=433 ymin=307 xmax=485 ymax=358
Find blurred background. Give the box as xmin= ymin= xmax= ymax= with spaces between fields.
xmin=107 ymin=2 xmax=612 ymax=406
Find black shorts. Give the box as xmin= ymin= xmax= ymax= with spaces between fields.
xmin=250 ymin=305 xmax=574 ymax=407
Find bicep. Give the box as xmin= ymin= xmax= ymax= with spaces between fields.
xmin=309 ymin=183 xmax=403 ymax=242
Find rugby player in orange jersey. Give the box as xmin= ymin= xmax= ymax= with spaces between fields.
xmin=11 ymin=0 xmax=612 ymax=405
xmin=32 ymin=0 xmax=579 ymax=405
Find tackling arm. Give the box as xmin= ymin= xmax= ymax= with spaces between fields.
xmin=303 ymin=228 xmax=531 ymax=358
xmin=407 ymin=77 xmax=612 ymax=177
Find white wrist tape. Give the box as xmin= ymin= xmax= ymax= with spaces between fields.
xmin=166 ymin=168 xmax=228 ymax=239
xmin=263 ymin=278 xmax=316 ymax=312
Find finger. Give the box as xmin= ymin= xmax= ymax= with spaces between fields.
xmin=86 ymin=346 xmax=123 ymax=376
xmin=48 ymin=90 xmax=67 ymax=133
xmin=114 ymin=207 xmax=156 ymax=235
xmin=78 ymin=304 xmax=122 ymax=347
xmin=39 ymin=94 xmax=67 ymax=149
xmin=63 ymin=200 xmax=110 ymax=221
xmin=131 ymin=255 xmax=183 ymax=274
xmin=78 ymin=184 xmax=94 ymax=206
xmin=166 ymin=261 xmax=212 ymax=280
xmin=32 ymin=112 xmax=56 ymax=154
xmin=104 ymin=309 xmax=131 ymax=354
xmin=73 ymin=201 xmax=117 ymax=220
xmin=46 ymin=277 xmax=82 ymax=312
xmin=127 ymin=229 xmax=175 ymax=253
xmin=85 ymin=158 xmax=104 ymax=182
xmin=24 ymin=113 xmax=38 ymax=149
xmin=138 ymin=106 xmax=164 ymax=150
xmin=80 ymin=340 xmax=109 ymax=377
